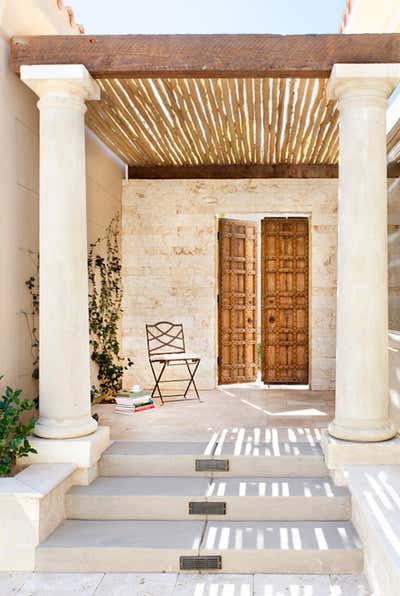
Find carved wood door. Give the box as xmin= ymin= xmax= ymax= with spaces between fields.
xmin=261 ymin=217 xmax=309 ymax=384
xmin=218 ymin=218 xmax=258 ymax=384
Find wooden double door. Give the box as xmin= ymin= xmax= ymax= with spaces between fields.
xmin=218 ymin=217 xmax=309 ymax=385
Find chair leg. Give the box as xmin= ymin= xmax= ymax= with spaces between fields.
xmin=184 ymin=359 xmax=201 ymax=400
xmin=150 ymin=360 xmax=166 ymax=404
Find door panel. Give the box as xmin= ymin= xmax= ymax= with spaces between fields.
xmin=261 ymin=217 xmax=309 ymax=384
xmin=218 ymin=218 xmax=258 ymax=384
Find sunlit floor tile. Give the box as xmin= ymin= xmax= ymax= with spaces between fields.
xmin=0 ymin=572 xmax=31 ymax=594
xmin=95 ymin=573 xmax=178 ymax=596
xmin=17 ymin=572 xmax=103 ymax=596
xmin=254 ymin=574 xmax=331 ymax=596
xmin=173 ymin=574 xmax=253 ymax=596
xmin=329 ymin=574 xmax=370 ymax=595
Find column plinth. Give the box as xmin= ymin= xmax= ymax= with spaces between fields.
xmin=21 ymin=65 xmax=100 ymax=439
xmin=327 ymin=64 xmax=400 ymax=443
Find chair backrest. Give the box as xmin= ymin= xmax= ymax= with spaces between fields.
xmin=146 ymin=321 xmax=186 ymax=357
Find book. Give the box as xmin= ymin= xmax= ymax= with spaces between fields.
xmin=115 ymin=399 xmax=154 ymax=411
xmin=116 ymin=390 xmax=151 ymax=399
xmin=115 ymin=399 xmax=154 ymax=410
xmin=114 ymin=404 xmax=155 ymax=415
xmin=115 ymin=395 xmax=152 ymax=407
xmin=134 ymin=404 xmax=155 ymax=413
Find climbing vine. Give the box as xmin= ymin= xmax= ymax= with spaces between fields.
xmin=24 ymin=253 xmax=39 ymax=383
xmin=88 ymin=214 xmax=132 ymax=402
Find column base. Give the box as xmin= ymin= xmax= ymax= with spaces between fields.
xmin=321 ymin=429 xmax=400 ymax=478
xmin=328 ymin=418 xmax=396 ymax=442
xmin=17 ymin=426 xmax=111 ymax=477
xmin=33 ymin=414 xmax=98 ymax=439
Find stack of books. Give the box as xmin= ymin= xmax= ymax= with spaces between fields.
xmin=114 ymin=390 xmax=154 ymax=415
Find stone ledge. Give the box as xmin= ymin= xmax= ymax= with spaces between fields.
xmin=18 ymin=426 xmax=111 ymax=471
xmin=0 ymin=462 xmax=78 ymax=571
xmin=0 ymin=463 xmax=76 ymax=498
xmin=347 ymin=465 xmax=400 ymax=596
xmin=321 ymin=430 xmax=400 ymax=473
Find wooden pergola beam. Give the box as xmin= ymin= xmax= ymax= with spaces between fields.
xmin=11 ymin=34 xmax=400 ymax=79
xmin=128 ymin=164 xmax=339 ymax=179
xmin=128 ymin=163 xmax=400 ymax=179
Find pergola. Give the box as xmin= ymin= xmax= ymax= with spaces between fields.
xmin=10 ymin=33 xmax=400 ymax=464
xmin=12 ymin=34 xmax=400 ymax=177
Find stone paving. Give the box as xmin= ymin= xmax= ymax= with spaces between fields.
xmin=0 ymin=572 xmax=371 ymax=595
xmin=93 ymin=386 xmax=335 ymax=442
xmin=1 ymin=389 xmax=364 ymax=595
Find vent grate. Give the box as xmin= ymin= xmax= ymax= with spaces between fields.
xmin=189 ymin=501 xmax=226 ymax=515
xmin=195 ymin=459 xmax=229 ymax=472
xmin=180 ymin=555 xmax=222 ymax=570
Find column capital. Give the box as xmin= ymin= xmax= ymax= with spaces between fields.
xmin=327 ymin=63 xmax=400 ymax=101
xmin=20 ymin=64 xmax=100 ymax=101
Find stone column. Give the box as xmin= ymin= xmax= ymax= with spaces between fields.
xmin=21 ymin=65 xmax=100 ymax=439
xmin=327 ymin=64 xmax=400 ymax=442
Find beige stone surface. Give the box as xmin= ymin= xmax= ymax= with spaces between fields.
xmin=389 ymin=329 xmax=400 ymax=431
xmin=0 ymin=572 xmax=371 ymax=595
xmin=21 ymin=65 xmax=100 ymax=440
xmin=95 ymin=573 xmax=177 ymax=596
xmin=347 ymin=465 xmax=400 ymax=596
xmin=22 ymin=426 xmax=111 ymax=471
xmin=0 ymin=463 xmax=76 ymax=571
xmin=0 ymin=4 xmax=124 ymax=403
xmin=17 ymin=572 xmax=103 ymax=595
xmin=327 ymin=65 xmax=399 ymax=443
xmin=93 ymin=387 xmax=335 ymax=442
xmin=388 ymin=179 xmax=400 ymax=330
xmin=35 ymin=519 xmax=363 ymax=574
xmin=67 ymin=475 xmax=350 ymax=521
xmin=321 ymin=429 xmax=400 ymax=469
xmin=122 ymin=178 xmax=339 ymax=392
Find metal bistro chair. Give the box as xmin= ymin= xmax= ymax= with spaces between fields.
xmin=146 ymin=321 xmax=201 ymax=404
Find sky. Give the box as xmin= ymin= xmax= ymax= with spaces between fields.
xmin=68 ymin=0 xmax=345 ymax=35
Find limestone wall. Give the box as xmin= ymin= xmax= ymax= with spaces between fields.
xmin=388 ymin=178 xmax=400 ymax=329
xmin=85 ymin=131 xmax=125 ymax=388
xmin=0 ymin=1 xmax=124 ymax=398
xmin=389 ymin=331 xmax=400 ymax=432
xmin=121 ymin=179 xmax=339 ymax=391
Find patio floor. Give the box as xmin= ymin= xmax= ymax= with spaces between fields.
xmin=93 ymin=386 xmax=335 ymax=442
xmin=0 ymin=571 xmax=371 ymax=595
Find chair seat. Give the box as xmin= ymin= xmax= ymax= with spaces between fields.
xmin=151 ymin=352 xmax=200 ymax=362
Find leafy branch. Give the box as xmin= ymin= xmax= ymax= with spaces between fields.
xmin=0 ymin=376 xmax=37 ymax=476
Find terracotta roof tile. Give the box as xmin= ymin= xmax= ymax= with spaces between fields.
xmin=340 ymin=0 xmax=352 ymax=33
xmin=55 ymin=0 xmax=84 ymax=34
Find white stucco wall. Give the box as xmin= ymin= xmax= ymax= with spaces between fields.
xmin=121 ymin=178 xmax=339 ymax=391
xmin=342 ymin=0 xmax=400 ymax=33
xmin=0 ymin=0 xmax=124 ymax=398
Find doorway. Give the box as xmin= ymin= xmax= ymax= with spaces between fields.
xmin=218 ymin=216 xmax=310 ymax=385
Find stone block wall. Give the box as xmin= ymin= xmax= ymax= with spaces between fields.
xmin=388 ymin=178 xmax=400 ymax=329
xmin=121 ymin=178 xmax=339 ymax=391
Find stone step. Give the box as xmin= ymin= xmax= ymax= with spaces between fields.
xmin=35 ymin=519 xmax=363 ymax=574
xmin=67 ymin=476 xmax=351 ymax=521
xmin=99 ymin=441 xmax=328 ymax=477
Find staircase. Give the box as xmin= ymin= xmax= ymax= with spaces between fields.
xmin=35 ymin=431 xmax=364 ymax=574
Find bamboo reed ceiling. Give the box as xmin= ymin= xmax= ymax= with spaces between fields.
xmin=86 ymin=77 xmax=339 ymax=167
xmin=388 ymin=121 xmax=400 ymax=165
